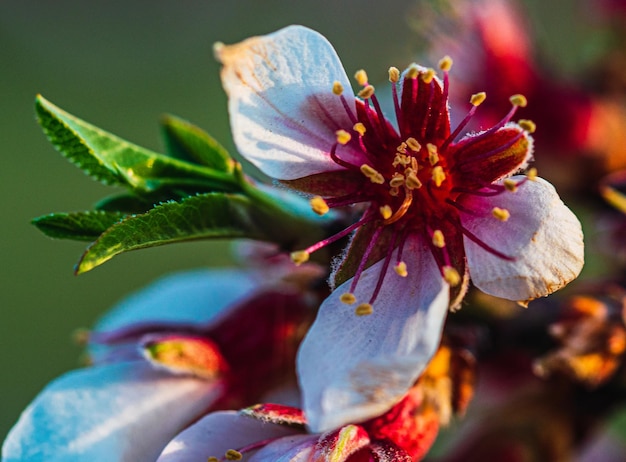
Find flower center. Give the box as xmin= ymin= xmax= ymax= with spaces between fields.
xmin=291 ymin=58 xmax=535 ymax=314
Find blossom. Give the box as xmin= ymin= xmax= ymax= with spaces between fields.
xmin=2 ymin=266 xmax=318 ymax=462
xmin=156 ymin=344 xmax=471 ymax=461
xmin=216 ymin=25 xmax=584 ymax=430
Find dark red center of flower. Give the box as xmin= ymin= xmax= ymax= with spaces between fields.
xmin=292 ymin=58 xmax=534 ymax=314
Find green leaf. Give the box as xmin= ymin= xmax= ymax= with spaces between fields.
xmin=32 ymin=211 xmax=127 ymax=241
xmin=35 ymin=95 xmax=239 ymax=193
xmin=76 ymin=193 xmax=268 ymax=274
xmin=161 ymin=114 xmax=233 ymax=172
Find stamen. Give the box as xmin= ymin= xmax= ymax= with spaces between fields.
xmin=470 ymin=92 xmax=487 ymax=106
xmin=379 ymin=205 xmax=393 ymax=220
xmin=353 ymin=122 xmax=366 ymax=136
xmin=290 ymin=250 xmax=310 ymax=265
xmin=340 ymin=293 xmax=357 ymax=305
xmin=208 ymin=457 xmax=219 ymax=462
xmin=427 ymin=143 xmax=439 ymax=165
xmin=310 ymin=196 xmax=329 ymax=215
xmin=355 ymin=303 xmax=373 ymax=316
xmin=388 ymin=66 xmax=400 ymax=83
xmin=406 ymin=64 xmax=420 ymax=79
xmin=438 ymin=55 xmax=453 ymax=72
xmin=394 ymin=261 xmax=408 ymax=277
xmin=336 ymin=129 xmax=352 ymax=145
xmin=405 ymin=171 xmax=422 ymax=189
xmin=358 ymin=85 xmax=375 ymax=99
xmin=432 ymin=229 xmax=446 ymax=248
xmin=527 ymin=167 xmax=537 ymax=181
xmin=406 ymin=137 xmax=422 ymax=152
xmin=384 ymin=189 xmax=414 ymax=224
xmin=360 ymin=164 xmax=385 ymax=184
xmin=225 ymin=449 xmax=243 ymax=460
xmin=518 ymin=119 xmax=536 ymax=133
xmin=421 ymin=68 xmax=436 ymax=84
xmin=492 ymin=207 xmax=510 ymax=221
xmin=510 ymin=94 xmax=528 ymax=107
xmin=332 ymin=81 xmax=344 ymax=95
xmin=504 ymin=179 xmax=518 ymax=192
xmin=443 ymin=266 xmax=461 ymax=286
xmin=441 ymin=93 xmax=485 ymax=150
xmin=390 ymin=173 xmax=405 ymax=187
xmin=354 ymin=69 xmax=369 ymax=86
xmin=432 ymin=166 xmax=446 ymax=187
xmin=396 ymin=142 xmax=408 ymax=154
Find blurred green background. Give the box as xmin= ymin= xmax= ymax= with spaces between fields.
xmin=0 ymin=0 xmax=610 ymax=442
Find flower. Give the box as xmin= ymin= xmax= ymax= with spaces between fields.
xmin=2 ymin=265 xmax=319 ymax=462
xmin=155 ymin=344 xmax=472 ymax=461
xmin=216 ymin=25 xmax=584 ymax=430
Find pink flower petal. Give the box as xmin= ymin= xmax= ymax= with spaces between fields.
xmin=297 ymin=235 xmax=449 ymax=432
xmin=216 ymin=25 xmax=361 ymax=180
xmin=459 ymin=176 xmax=584 ymax=302
xmin=2 ymin=362 xmax=220 ymax=462
xmin=157 ymin=411 xmax=301 ymax=461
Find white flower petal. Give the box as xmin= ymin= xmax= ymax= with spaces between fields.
xmin=248 ymin=435 xmax=317 ymax=462
xmin=460 ymin=176 xmax=584 ymax=301
xmin=95 ymin=269 xmax=258 ymax=333
xmin=217 ymin=25 xmax=360 ymax=180
xmin=2 ymin=362 xmax=220 ymax=462
xmin=297 ymin=235 xmax=449 ymax=432
xmin=157 ymin=411 xmax=301 ymax=462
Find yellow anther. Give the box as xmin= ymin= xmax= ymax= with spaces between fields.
xmin=421 ymin=68 xmax=436 ymax=84
xmin=225 ymin=449 xmax=243 ymax=461
xmin=355 ymin=303 xmax=373 ymax=316
xmin=394 ymin=261 xmax=408 ymax=277
xmin=208 ymin=457 xmax=219 ymax=462
xmin=379 ymin=205 xmax=393 ymax=220
xmin=389 ymin=186 xmax=400 ymax=197
xmin=406 ymin=171 xmax=423 ymax=189
xmin=388 ymin=66 xmax=400 ymax=83
xmin=432 ymin=166 xmax=446 ymax=187
xmin=390 ymin=173 xmax=405 ymax=187
xmin=427 ymin=143 xmax=439 ymax=165
xmin=406 ymin=137 xmax=422 ymax=152
xmin=503 ymin=178 xmax=518 ymax=192
xmin=340 ymin=293 xmax=357 ymax=305
xmin=406 ymin=64 xmax=420 ymax=79
xmin=518 ymin=119 xmax=536 ymax=133
xmin=470 ymin=92 xmax=487 ymax=106
xmin=310 ymin=196 xmax=329 ymax=215
xmin=438 ymin=55 xmax=453 ymax=72
xmin=492 ymin=207 xmax=510 ymax=221
xmin=393 ymin=153 xmax=411 ymax=167
xmin=332 ymin=81 xmax=344 ymax=95
xmin=354 ymin=69 xmax=369 ymax=86
xmin=358 ymin=85 xmax=375 ymax=99
xmin=360 ymin=164 xmax=385 ymax=184
xmin=353 ymin=122 xmax=366 ymax=136
xmin=443 ymin=266 xmax=461 ymax=287
xmin=432 ymin=230 xmax=445 ymax=248
xmin=510 ymin=94 xmax=528 ymax=107
xmin=527 ymin=167 xmax=538 ymax=181
xmin=396 ymin=142 xmax=408 ymax=154
xmin=336 ymin=129 xmax=352 ymax=145
xmin=290 ymin=250 xmax=310 ymax=265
